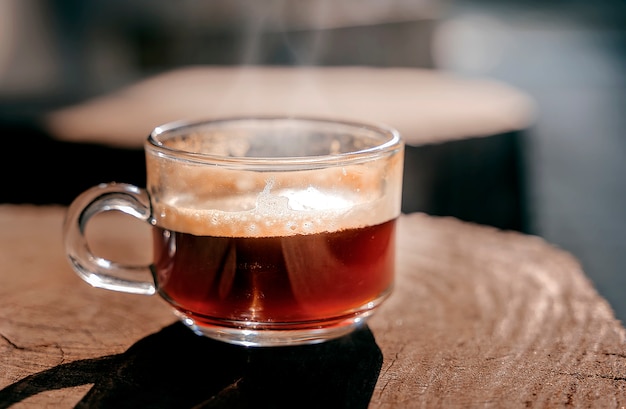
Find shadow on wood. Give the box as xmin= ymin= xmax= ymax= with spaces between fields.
xmin=0 ymin=322 xmax=382 ymax=409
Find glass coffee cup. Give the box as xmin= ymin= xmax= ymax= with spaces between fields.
xmin=63 ymin=116 xmax=404 ymax=347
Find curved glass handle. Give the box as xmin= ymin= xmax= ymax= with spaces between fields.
xmin=63 ymin=182 xmax=156 ymax=295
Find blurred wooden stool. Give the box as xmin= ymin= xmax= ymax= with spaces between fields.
xmin=44 ymin=66 xmax=534 ymax=148
xmin=40 ymin=66 xmax=535 ymax=231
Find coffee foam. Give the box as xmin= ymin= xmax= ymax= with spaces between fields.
xmin=146 ymin=153 xmax=403 ymax=238
xmin=153 ymin=197 xmax=378 ymax=238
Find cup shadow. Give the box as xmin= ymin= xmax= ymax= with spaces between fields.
xmin=0 ymin=322 xmax=383 ymax=408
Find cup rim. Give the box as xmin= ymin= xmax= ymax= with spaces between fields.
xmin=146 ymin=116 xmax=403 ymax=168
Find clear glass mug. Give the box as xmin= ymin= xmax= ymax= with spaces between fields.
xmin=63 ymin=117 xmax=404 ymax=347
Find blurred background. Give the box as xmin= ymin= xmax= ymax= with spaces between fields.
xmin=1 ymin=0 xmax=624 ymax=322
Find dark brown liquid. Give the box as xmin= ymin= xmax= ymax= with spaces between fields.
xmin=152 ymin=219 xmax=396 ymax=328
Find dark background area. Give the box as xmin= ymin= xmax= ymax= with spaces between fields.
xmin=1 ymin=0 xmax=624 ymax=322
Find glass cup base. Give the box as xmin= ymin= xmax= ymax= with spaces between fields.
xmin=175 ymin=310 xmax=378 ymax=347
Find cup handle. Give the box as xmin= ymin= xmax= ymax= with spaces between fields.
xmin=63 ymin=182 xmax=156 ymax=295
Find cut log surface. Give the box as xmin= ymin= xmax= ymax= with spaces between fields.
xmin=370 ymin=213 xmax=626 ymax=408
xmin=0 ymin=205 xmax=624 ymax=408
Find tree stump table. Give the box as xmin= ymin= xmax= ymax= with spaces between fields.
xmin=0 ymin=205 xmax=624 ymax=408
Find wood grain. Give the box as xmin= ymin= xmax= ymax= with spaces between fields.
xmin=0 ymin=205 xmax=624 ymax=408
xmin=370 ymin=213 xmax=626 ymax=407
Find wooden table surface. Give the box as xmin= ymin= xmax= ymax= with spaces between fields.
xmin=0 ymin=205 xmax=624 ymax=408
